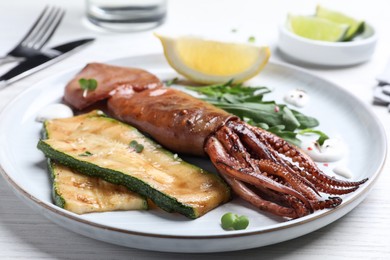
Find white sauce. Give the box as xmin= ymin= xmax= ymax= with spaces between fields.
xmin=333 ymin=165 xmax=352 ymax=179
xmin=301 ymin=138 xmax=346 ymax=162
xmin=284 ymin=89 xmax=309 ymax=108
xmin=35 ymin=103 xmax=74 ymax=122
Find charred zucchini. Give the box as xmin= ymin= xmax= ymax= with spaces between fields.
xmin=38 ymin=110 xmax=230 ymax=218
xmin=43 ymin=111 xmax=147 ymax=214
xmin=48 ymin=159 xmax=147 ymax=214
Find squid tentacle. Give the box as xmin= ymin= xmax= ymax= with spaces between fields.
xmin=222 ymin=176 xmax=300 ymax=219
xmin=256 ymin=159 xmax=322 ymax=202
xmin=206 ymin=135 xmax=313 ymax=214
xmin=229 ymin=121 xmax=321 ymax=194
xmin=256 ymin=127 xmax=368 ymax=188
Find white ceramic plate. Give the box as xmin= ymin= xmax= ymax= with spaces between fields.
xmin=0 ymin=54 xmax=386 ymax=253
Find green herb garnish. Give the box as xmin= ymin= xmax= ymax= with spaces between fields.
xmin=129 ymin=140 xmax=144 ymax=153
xmin=164 ymin=77 xmax=179 ymax=86
xmin=299 ymin=129 xmax=330 ymax=146
xmin=248 ymin=36 xmax=256 ymax=43
xmin=79 ymin=78 xmax=98 ymax=97
xmin=79 ymin=151 xmax=93 ymax=157
xmin=185 ymin=81 xmax=320 ymax=146
xmin=186 ymin=79 xmax=271 ymax=103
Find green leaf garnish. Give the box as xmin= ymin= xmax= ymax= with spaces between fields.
xmin=185 ymin=80 xmax=323 ymax=145
xmin=299 ymin=129 xmax=330 ymax=145
xmin=135 ymin=144 xmax=144 ymax=153
xmin=129 ymin=140 xmax=138 ymax=148
xmin=129 ymin=140 xmax=144 ymax=153
xmin=164 ymin=77 xmax=179 ymax=86
xmin=248 ymin=36 xmax=256 ymax=43
xmin=79 ymin=78 xmax=98 ymax=91
xmin=79 ymin=151 xmax=93 ymax=157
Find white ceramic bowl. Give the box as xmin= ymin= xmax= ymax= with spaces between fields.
xmin=278 ymin=21 xmax=377 ymax=66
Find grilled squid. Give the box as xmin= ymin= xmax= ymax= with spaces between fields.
xmin=64 ymin=63 xmax=367 ymax=219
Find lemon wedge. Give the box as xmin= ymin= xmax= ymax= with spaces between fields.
xmin=155 ymin=34 xmax=270 ymax=84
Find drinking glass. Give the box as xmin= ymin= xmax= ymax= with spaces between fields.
xmin=86 ymin=0 xmax=167 ymax=32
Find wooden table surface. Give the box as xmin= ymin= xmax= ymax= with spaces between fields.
xmin=0 ymin=0 xmax=389 ymax=259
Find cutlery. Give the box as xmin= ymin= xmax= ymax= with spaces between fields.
xmin=373 ymin=59 xmax=390 ymax=106
xmin=0 ymin=38 xmax=95 ymax=89
xmin=0 ymin=6 xmax=65 ymax=66
xmin=376 ymin=59 xmax=390 ymax=86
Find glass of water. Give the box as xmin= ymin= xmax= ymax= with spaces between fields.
xmin=86 ymin=0 xmax=167 ymax=32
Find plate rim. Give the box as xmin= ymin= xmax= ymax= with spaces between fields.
xmin=0 ymin=53 xmax=387 ymax=241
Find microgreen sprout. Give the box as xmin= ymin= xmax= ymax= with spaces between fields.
xmin=129 ymin=140 xmax=144 ymax=153
xmin=79 ymin=78 xmax=98 ymax=98
xmin=79 ymin=151 xmax=93 ymax=157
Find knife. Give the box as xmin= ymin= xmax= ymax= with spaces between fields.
xmin=373 ymin=59 xmax=390 ymax=106
xmin=0 ymin=38 xmax=94 ymax=89
xmin=376 ymin=59 xmax=390 ymax=86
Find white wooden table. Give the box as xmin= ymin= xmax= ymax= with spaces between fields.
xmin=1 ymin=0 xmax=389 ymax=259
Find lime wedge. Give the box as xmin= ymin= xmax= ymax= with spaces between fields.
xmin=288 ymin=15 xmax=349 ymax=42
xmin=316 ymin=5 xmax=365 ymax=41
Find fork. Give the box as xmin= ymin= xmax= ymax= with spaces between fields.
xmin=0 ymin=6 xmax=65 ymax=66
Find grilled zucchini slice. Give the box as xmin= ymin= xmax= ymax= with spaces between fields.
xmin=48 ymin=159 xmax=147 ymax=214
xmin=43 ymin=111 xmax=147 ymax=214
xmin=38 ymin=110 xmax=230 ymax=219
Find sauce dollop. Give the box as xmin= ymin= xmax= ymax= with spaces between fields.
xmin=333 ymin=165 xmax=352 ymax=179
xmin=36 ymin=103 xmax=74 ymax=122
xmin=284 ymin=89 xmax=309 ymax=108
xmin=301 ymin=138 xmax=346 ymax=162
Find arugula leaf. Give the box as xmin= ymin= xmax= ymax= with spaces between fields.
xmin=164 ymin=77 xmax=179 ymax=86
xmin=282 ymin=106 xmax=300 ymax=131
xmin=268 ymin=126 xmax=301 ymax=147
xmin=299 ymin=129 xmax=329 ymax=146
xmin=186 ymin=80 xmax=271 ymax=103
xmin=185 ymin=80 xmax=322 ymax=145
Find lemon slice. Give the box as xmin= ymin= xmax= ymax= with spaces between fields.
xmin=288 ymin=15 xmax=350 ymax=42
xmin=316 ymin=5 xmax=364 ymax=41
xmin=155 ymin=34 xmax=270 ymax=84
